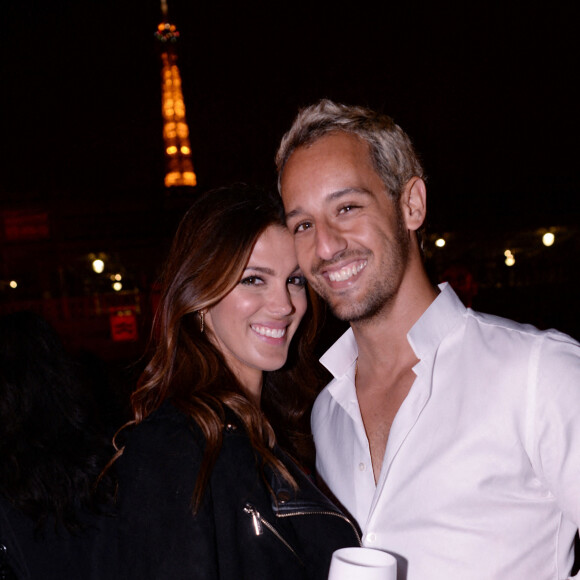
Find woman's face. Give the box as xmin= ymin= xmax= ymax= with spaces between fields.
xmin=204 ymin=225 xmax=308 ymax=399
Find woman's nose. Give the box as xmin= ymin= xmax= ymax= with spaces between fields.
xmin=268 ymin=285 xmax=294 ymax=317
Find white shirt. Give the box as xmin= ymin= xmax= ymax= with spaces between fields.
xmin=313 ymin=283 xmax=580 ymax=579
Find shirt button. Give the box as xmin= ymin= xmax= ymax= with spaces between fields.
xmin=366 ymin=533 xmax=376 ymax=543
xmin=358 ymin=462 xmax=365 ymax=471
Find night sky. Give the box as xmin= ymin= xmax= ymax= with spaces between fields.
xmin=2 ymin=1 xmax=579 ymax=230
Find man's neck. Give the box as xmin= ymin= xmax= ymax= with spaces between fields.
xmin=351 ymin=271 xmax=438 ymax=482
xmin=351 ymin=269 xmax=438 ymax=377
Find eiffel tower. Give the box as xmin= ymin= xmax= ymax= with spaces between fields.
xmin=155 ymin=0 xmax=197 ymax=189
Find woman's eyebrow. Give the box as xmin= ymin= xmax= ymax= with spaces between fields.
xmin=244 ymin=266 xmax=275 ymax=275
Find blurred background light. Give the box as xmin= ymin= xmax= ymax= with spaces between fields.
xmin=92 ymin=259 xmax=105 ymax=274
xmin=542 ymin=232 xmax=555 ymax=247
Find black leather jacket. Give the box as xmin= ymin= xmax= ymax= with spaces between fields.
xmin=116 ymin=401 xmax=360 ymax=579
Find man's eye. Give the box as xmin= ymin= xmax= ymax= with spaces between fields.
xmin=294 ymin=222 xmax=312 ymax=233
xmin=339 ymin=205 xmax=355 ymax=214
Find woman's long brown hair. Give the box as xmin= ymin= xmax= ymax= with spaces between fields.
xmin=115 ymin=185 xmax=326 ymax=511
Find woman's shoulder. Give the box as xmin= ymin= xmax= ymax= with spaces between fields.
xmin=119 ymin=401 xmax=203 ymax=466
xmin=146 ymin=399 xmax=190 ymax=426
xmin=131 ymin=400 xmax=195 ymax=434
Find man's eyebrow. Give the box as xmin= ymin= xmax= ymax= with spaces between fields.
xmin=285 ymin=187 xmax=372 ymax=222
xmin=285 ymin=207 xmax=304 ymax=222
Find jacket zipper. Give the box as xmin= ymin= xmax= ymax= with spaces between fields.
xmin=243 ymin=503 xmax=304 ymax=566
xmin=276 ymin=510 xmax=362 ymax=546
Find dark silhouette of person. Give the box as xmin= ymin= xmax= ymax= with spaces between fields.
xmin=0 ymin=311 xmax=116 ymax=579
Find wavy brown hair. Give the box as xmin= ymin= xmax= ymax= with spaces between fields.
xmin=119 ymin=184 xmax=325 ymax=510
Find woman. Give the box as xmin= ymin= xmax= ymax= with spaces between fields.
xmin=115 ymin=185 xmax=360 ymax=579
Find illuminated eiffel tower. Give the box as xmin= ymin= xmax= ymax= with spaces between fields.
xmin=155 ymin=0 xmax=196 ymax=189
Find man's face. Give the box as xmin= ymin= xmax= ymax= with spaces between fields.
xmin=280 ymin=132 xmax=410 ymax=323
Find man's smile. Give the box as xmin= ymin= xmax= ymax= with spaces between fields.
xmin=326 ymin=259 xmax=368 ymax=283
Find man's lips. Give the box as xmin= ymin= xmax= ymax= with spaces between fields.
xmin=323 ymin=259 xmax=368 ymax=283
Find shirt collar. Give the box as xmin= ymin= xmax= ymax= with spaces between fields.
xmin=320 ymin=326 xmax=358 ymax=379
xmin=319 ymin=283 xmax=466 ymax=379
xmin=407 ymin=282 xmax=466 ymax=361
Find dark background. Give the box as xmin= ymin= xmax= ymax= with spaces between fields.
xmin=3 ymin=2 xmax=578 ymax=217
xmin=1 ymin=1 xmax=579 ymax=360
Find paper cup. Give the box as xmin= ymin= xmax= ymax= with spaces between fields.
xmin=328 ymin=547 xmax=397 ymax=580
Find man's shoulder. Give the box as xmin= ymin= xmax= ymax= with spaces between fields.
xmin=468 ymin=308 xmax=578 ymax=346
xmin=464 ymin=309 xmax=580 ymax=375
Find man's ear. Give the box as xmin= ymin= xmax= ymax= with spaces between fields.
xmin=401 ymin=177 xmax=427 ymax=231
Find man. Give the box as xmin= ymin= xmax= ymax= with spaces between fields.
xmin=276 ymin=99 xmax=580 ymax=579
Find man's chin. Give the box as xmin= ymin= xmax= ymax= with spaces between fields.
xmin=327 ymin=301 xmax=363 ymax=323
xmin=328 ymin=297 xmax=385 ymax=325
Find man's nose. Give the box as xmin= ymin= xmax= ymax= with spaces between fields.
xmin=315 ymin=222 xmax=347 ymax=261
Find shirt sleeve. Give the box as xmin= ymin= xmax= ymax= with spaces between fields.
xmin=529 ymin=332 xmax=580 ymax=578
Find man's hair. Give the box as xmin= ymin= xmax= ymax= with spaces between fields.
xmin=276 ymin=99 xmax=425 ymax=202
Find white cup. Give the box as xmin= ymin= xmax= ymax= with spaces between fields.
xmin=328 ymin=547 xmax=397 ymax=580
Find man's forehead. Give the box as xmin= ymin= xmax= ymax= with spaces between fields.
xmin=288 ymin=131 xmax=367 ymax=160
xmin=281 ymin=139 xmax=381 ymax=208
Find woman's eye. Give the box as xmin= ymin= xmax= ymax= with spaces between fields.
xmin=288 ymin=275 xmax=307 ymax=287
xmin=240 ymin=276 xmax=263 ymax=286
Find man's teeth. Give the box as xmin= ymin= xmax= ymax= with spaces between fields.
xmin=252 ymin=325 xmax=286 ymax=338
xmin=328 ymin=261 xmax=366 ymax=282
